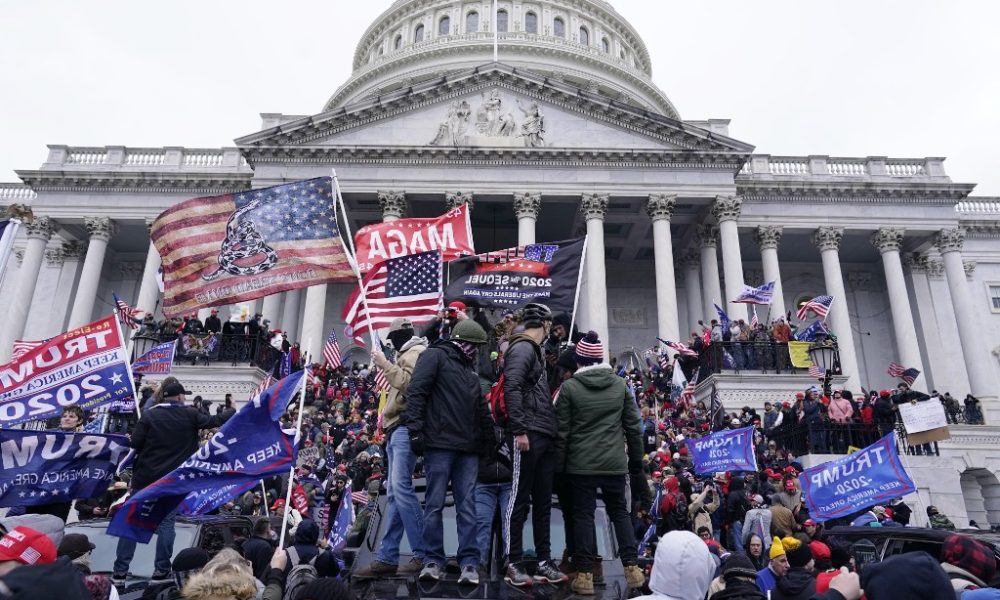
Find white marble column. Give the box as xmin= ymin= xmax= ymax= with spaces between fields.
xmin=581 ymin=193 xmax=609 ymax=350
xmin=647 ymin=194 xmax=679 ymax=343
xmin=903 ymin=254 xmax=955 ymax=393
xmin=513 ymin=192 xmax=541 ymax=246
xmin=0 ymin=215 xmax=55 ymax=362
xmin=299 ymin=284 xmax=328 ymax=363
xmin=713 ymin=195 xmax=748 ymax=322
xmin=378 ymin=190 xmax=406 ymax=223
xmin=936 ymin=228 xmax=998 ymax=402
xmin=812 ymin=227 xmax=861 ymax=391
xmin=871 ymin=228 xmax=927 ymax=392
xmin=280 ymin=288 xmax=303 ymax=342
xmin=753 ymin=225 xmax=787 ymax=320
xmin=696 ymin=224 xmax=722 ymax=323
xmin=135 ymin=220 xmax=162 ymax=319
xmin=681 ymin=249 xmax=703 ymax=335
xmin=68 ymin=217 xmax=117 ymax=329
xmin=53 ymin=242 xmax=86 ymax=331
xmin=261 ymin=294 xmax=283 ymax=326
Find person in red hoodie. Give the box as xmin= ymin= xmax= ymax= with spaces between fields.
xmin=658 ymin=476 xmax=689 ymax=534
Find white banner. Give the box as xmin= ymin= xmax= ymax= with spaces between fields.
xmin=899 ymin=400 xmax=948 ymax=434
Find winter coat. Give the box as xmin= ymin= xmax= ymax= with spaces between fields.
xmin=502 ymin=334 xmax=557 ymax=438
xmin=283 ymin=519 xmax=320 ymax=575
xmin=689 ymin=488 xmax=721 ymax=534
xmin=770 ymin=505 xmax=796 ymax=538
xmin=742 ymin=508 xmax=772 ymax=548
xmin=243 ymin=535 xmax=276 ymax=580
xmin=929 ymin=512 xmax=956 ymax=530
xmin=861 ymin=551 xmax=954 ymax=600
xmin=380 ymin=336 xmax=428 ymax=433
xmin=827 ymin=398 xmax=853 ymax=424
xmin=711 ymin=581 xmax=767 ymax=600
xmin=633 ymin=531 xmax=716 ymax=600
xmin=771 ymin=567 xmax=816 ymax=600
xmin=763 ymin=409 xmax=783 ymax=433
xmin=891 ymin=501 xmax=912 ymax=525
xmin=405 ymin=340 xmax=493 ymax=454
xmin=130 ymin=401 xmax=233 ymax=491
xmin=554 ymin=364 xmax=643 ymax=475
xmin=478 ymin=426 xmax=513 ymax=484
xmin=726 ymin=478 xmax=750 ymax=522
xmin=775 ymin=489 xmax=802 ymax=512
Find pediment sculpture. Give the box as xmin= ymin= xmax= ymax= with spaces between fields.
xmin=430 ymin=88 xmax=545 ymax=148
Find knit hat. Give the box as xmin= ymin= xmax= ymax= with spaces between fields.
xmin=942 ymin=534 xmax=996 ymax=584
xmin=769 ymin=537 xmax=786 ymax=560
xmin=721 ymin=553 xmax=759 ymax=582
xmin=173 ymin=547 xmax=210 ymax=573
xmin=862 ymin=551 xmax=953 ymax=600
xmin=782 ymin=536 xmax=813 ymax=568
xmin=574 ymin=331 xmax=604 ymax=366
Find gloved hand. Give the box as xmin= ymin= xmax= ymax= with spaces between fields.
xmin=408 ymin=429 xmax=426 ymax=456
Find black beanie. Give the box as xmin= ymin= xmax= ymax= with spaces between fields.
xmin=841 ymin=390 xmax=853 ymax=401
xmin=722 ymin=553 xmax=759 ymax=582
xmin=172 ymin=547 xmax=209 ymax=573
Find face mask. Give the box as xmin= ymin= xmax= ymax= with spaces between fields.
xmin=452 ymin=340 xmax=478 ymax=362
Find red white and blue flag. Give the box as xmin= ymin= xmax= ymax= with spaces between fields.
xmin=10 ymin=339 xmax=47 ymax=361
xmin=131 ymin=341 xmax=176 ymax=375
xmin=113 ymin=291 xmax=143 ymax=330
xmin=808 ymin=365 xmax=825 ymax=379
xmin=797 ymin=295 xmax=834 ymax=321
xmin=732 ymin=281 xmax=775 ymax=305
xmin=658 ymin=338 xmax=698 ymax=358
xmin=323 ymin=328 xmax=342 ymax=369
xmin=888 ymin=362 xmax=920 ymax=386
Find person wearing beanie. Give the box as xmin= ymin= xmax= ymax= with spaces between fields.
xmin=139 ymin=546 xmax=210 ymax=600
xmin=771 ymin=535 xmax=816 ymax=600
xmin=862 ymin=551 xmax=953 ymax=600
xmin=756 ymin=537 xmax=789 ymax=595
xmin=554 ymin=330 xmax=646 ymax=594
xmin=633 ymin=531 xmax=716 ymax=600
xmin=941 ymin=533 xmax=999 ymax=593
xmin=710 ymin=553 xmax=767 ymax=600
xmin=501 ymin=303 xmax=563 ymax=587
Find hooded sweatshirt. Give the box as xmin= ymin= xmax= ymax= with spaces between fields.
xmin=861 ymin=551 xmax=953 ymax=600
xmin=284 ymin=519 xmax=320 ymax=574
xmin=633 ymin=531 xmax=716 ymax=600
xmin=380 ymin=336 xmax=428 ymax=433
xmin=771 ymin=567 xmax=816 ymax=600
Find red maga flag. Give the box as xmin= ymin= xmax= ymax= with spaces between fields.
xmin=352 ymin=204 xmax=474 ymax=274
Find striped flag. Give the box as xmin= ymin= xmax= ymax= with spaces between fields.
xmin=658 ymin=338 xmax=698 ymax=358
xmin=11 ymin=339 xmax=46 ymax=361
xmin=808 ymin=364 xmax=825 ymax=379
xmin=679 ymin=369 xmax=699 ymax=409
xmin=887 ymin=361 xmax=905 ymax=378
xmin=342 ymin=250 xmax=443 ymax=344
xmin=249 ymin=375 xmax=274 ymax=404
xmin=351 ymin=489 xmax=370 ymax=506
xmin=323 ymin=328 xmax=342 ymax=369
xmin=888 ymin=362 xmax=920 ymax=386
xmin=372 ymin=367 xmax=390 ymax=393
xmin=750 ymin=305 xmax=759 ymax=329
xmin=150 ymin=177 xmax=355 ymax=318
xmin=797 ymin=295 xmax=834 ymax=321
xmin=113 ymin=291 xmax=143 ymax=330
xmin=732 ymin=281 xmax=775 ymax=305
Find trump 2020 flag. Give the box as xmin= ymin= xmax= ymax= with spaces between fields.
xmin=151 ymin=177 xmax=355 ymax=318
xmin=687 ymin=426 xmax=758 ymax=475
xmin=0 ymin=431 xmax=130 ymax=507
xmin=328 ymin=485 xmax=356 ymax=554
xmin=798 ymin=433 xmax=916 ymax=523
xmin=0 ymin=315 xmax=135 ymax=427
xmin=732 ymin=281 xmax=775 ymax=305
xmin=108 ymin=371 xmax=304 ymax=542
xmin=131 ymin=341 xmax=176 ymax=376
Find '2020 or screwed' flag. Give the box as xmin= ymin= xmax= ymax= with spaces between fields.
xmin=131 ymin=341 xmax=176 ymax=376
xmin=352 ymin=204 xmax=474 ymax=274
xmin=798 ymin=433 xmax=916 ymax=522
xmin=0 ymin=315 xmax=135 ymax=427
xmin=0 ymin=430 xmax=130 ymax=507
xmin=687 ymin=426 xmax=758 ymax=475
xmin=108 ymin=371 xmax=305 ymax=542
xmin=151 ymin=177 xmax=355 ymax=318
xmin=445 ymin=238 xmax=585 ymax=312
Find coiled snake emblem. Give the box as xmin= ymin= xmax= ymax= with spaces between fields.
xmin=202 ymin=198 xmax=278 ymax=281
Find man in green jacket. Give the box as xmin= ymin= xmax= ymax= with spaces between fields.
xmin=554 ymin=331 xmax=646 ymax=595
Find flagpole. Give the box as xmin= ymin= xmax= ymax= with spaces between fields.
xmin=261 ymin=481 xmax=270 ymax=518
xmin=114 ymin=311 xmax=141 ymax=421
xmin=278 ymin=358 xmax=311 ymax=548
xmin=331 ymin=170 xmax=380 ymax=350
xmin=568 ymin=235 xmax=588 ymax=340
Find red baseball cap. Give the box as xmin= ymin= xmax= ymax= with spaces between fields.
xmin=0 ymin=526 xmax=57 ymax=566
xmin=448 ymin=301 xmax=467 ymax=312
xmin=809 ymin=540 xmax=831 ymax=561
xmin=803 ymin=519 xmax=817 ymax=527
xmin=784 ymin=479 xmax=797 ymax=491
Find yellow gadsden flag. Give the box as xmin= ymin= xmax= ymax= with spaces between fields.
xmin=788 ymin=341 xmax=815 ymax=369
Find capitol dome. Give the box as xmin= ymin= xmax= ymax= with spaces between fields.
xmin=324 ymin=0 xmax=679 ymax=118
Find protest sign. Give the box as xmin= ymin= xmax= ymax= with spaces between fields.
xmin=0 ymin=315 xmax=135 ymax=426
xmin=687 ymin=426 xmax=758 ymax=475
xmin=899 ymin=400 xmax=951 ymax=445
xmin=798 ymin=433 xmax=916 ymax=522
xmin=0 ymin=430 xmax=130 ymax=507
xmin=353 ymin=204 xmax=474 ymax=273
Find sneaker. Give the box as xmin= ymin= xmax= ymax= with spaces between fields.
xmin=534 ymin=559 xmax=569 ymax=584
xmin=110 ymin=573 xmax=127 ymax=586
xmin=397 ymin=557 xmax=424 ymax=576
xmin=418 ymin=563 xmax=442 ymax=582
xmin=624 ymin=564 xmax=646 ymax=588
xmin=504 ymin=563 xmax=532 ymax=587
xmin=571 ymin=572 xmax=594 ymax=595
xmin=150 ymin=570 xmax=172 ymax=583
xmin=458 ymin=565 xmax=480 ymax=586
xmin=352 ymin=560 xmax=398 ymax=578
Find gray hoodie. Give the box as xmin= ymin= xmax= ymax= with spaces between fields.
xmin=632 ymin=530 xmax=716 ymax=600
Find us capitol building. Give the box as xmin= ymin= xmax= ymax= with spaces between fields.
xmin=2 ymin=0 xmax=1000 ymax=524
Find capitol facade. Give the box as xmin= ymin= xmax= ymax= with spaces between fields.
xmin=2 ymin=0 xmax=1000 ymax=524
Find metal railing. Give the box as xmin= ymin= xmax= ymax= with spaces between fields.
xmin=695 ymin=341 xmax=840 ymax=375
xmin=130 ymin=333 xmax=282 ymax=372
xmin=769 ymin=421 xmax=940 ymax=457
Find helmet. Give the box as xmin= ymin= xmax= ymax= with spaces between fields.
xmin=388 ymin=317 xmax=413 ymax=333
xmin=450 ymin=320 xmax=488 ymax=344
xmin=520 ymin=302 xmax=553 ymax=326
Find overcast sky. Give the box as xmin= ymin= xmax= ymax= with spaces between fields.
xmin=2 ymin=0 xmax=998 ymax=195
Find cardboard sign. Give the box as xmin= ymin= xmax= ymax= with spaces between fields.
xmin=899 ymin=400 xmax=948 ymax=434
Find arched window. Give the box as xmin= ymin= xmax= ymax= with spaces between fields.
xmin=438 ymin=16 xmax=450 ymax=36
xmin=394 ymin=34 xmax=402 ymax=50
xmin=414 ymin=24 xmax=425 ymax=42
xmin=579 ymin=26 xmax=589 ymax=46
xmin=525 ymin=11 xmax=538 ymax=33
xmin=466 ymin=11 xmax=479 ymax=33
xmin=553 ymin=17 xmax=565 ymax=38
xmin=601 ymin=37 xmax=610 ymax=53
xmin=497 ymin=9 xmax=508 ymax=32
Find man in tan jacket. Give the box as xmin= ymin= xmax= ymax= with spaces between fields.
xmin=352 ymin=318 xmax=428 ymax=578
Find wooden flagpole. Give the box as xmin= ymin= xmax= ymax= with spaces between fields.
xmin=278 ymin=354 xmax=311 ymax=548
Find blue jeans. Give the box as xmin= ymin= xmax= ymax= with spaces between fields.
xmin=114 ymin=510 xmax=177 ymax=575
xmin=375 ymin=426 xmax=425 ymax=564
xmin=423 ymin=449 xmax=479 ymax=568
xmin=474 ymin=481 xmax=512 ymax=565
xmin=730 ymin=519 xmax=745 ymax=553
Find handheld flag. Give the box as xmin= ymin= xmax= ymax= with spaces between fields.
xmin=794 ymin=320 xmax=830 ymax=342
xmin=131 ymin=341 xmax=176 ymax=375
xmin=658 ymin=338 xmax=698 ymax=358
xmin=328 ymin=487 xmax=356 ymax=554
xmin=687 ymin=426 xmax=758 ymax=475
xmin=113 ymin=292 xmax=143 ymax=330
xmin=797 ymin=295 xmax=833 ymax=321
xmin=10 ymin=339 xmax=47 ymax=361
xmin=732 ymin=281 xmax=775 ymax=305
xmin=323 ymin=328 xmax=342 ymax=369
xmin=714 ymin=304 xmax=731 ymax=331
xmin=750 ymin=305 xmax=759 ymax=329
xmin=888 ymin=362 xmax=920 ymax=386
xmin=352 ymin=204 xmax=474 ymax=273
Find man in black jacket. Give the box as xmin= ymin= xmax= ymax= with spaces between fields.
xmin=112 ymin=381 xmax=233 ymax=583
xmin=502 ymin=303 xmax=565 ymax=586
xmin=405 ymin=320 xmax=493 ymax=586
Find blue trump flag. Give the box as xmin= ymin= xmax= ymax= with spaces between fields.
xmin=131 ymin=341 xmax=176 ymax=376
xmin=0 ymin=431 xmax=130 ymax=507
xmin=798 ymin=433 xmax=916 ymax=523
xmin=687 ymin=426 xmax=758 ymax=475
xmin=328 ymin=484 xmax=355 ymax=554
xmin=795 ymin=320 xmax=830 ymax=342
xmin=108 ymin=371 xmax=304 ymax=542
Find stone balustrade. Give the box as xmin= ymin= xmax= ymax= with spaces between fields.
xmin=740 ymin=155 xmax=946 ymax=180
xmin=44 ymin=145 xmax=249 ymax=172
xmin=956 ymin=199 xmax=1000 ymax=215
xmin=0 ymin=184 xmax=37 ymax=202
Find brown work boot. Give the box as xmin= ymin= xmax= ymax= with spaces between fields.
xmin=624 ymin=564 xmax=646 ymax=588
xmin=352 ymin=560 xmax=398 ymax=578
xmin=396 ymin=557 xmax=424 ymax=576
xmin=557 ymin=552 xmax=576 ymax=576
xmin=571 ymin=572 xmax=594 ymax=595
xmin=593 ymin=559 xmax=604 ymax=583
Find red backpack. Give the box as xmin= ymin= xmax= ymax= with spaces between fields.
xmin=488 ymin=339 xmax=544 ymax=426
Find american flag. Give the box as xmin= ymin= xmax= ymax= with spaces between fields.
xmin=18 ymin=547 xmax=42 ymax=565
xmin=150 ymin=177 xmax=354 ymax=318
xmin=750 ymin=305 xmax=759 ymax=329
xmin=659 ymin=338 xmax=698 ymax=358
xmin=372 ymin=367 xmax=390 ymax=393
xmin=679 ymin=369 xmax=699 ymax=409
xmin=113 ymin=291 xmax=142 ymax=330
xmin=249 ymin=375 xmax=274 ymax=404
xmin=323 ymin=328 xmax=342 ymax=369
xmin=11 ymin=339 xmax=45 ymax=360
xmin=351 ymin=490 xmax=371 ymax=506
xmin=732 ymin=281 xmax=775 ymax=305
xmin=658 ymin=353 xmax=670 ymax=371
xmin=888 ymin=362 xmax=920 ymax=386
xmin=797 ymin=295 xmax=834 ymax=321
xmin=808 ymin=364 xmax=825 ymax=379
xmin=342 ymin=250 xmax=443 ymax=344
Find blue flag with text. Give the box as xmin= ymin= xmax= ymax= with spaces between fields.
xmin=687 ymin=426 xmax=758 ymax=475
xmin=108 ymin=371 xmax=304 ymax=542
xmin=131 ymin=341 xmax=176 ymax=376
xmin=798 ymin=433 xmax=916 ymax=522
xmin=0 ymin=431 xmax=130 ymax=507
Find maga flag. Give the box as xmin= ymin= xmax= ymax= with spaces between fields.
xmin=445 ymin=238 xmax=585 ymax=313
xmin=151 ymin=177 xmax=354 ymax=318
xmin=108 ymin=371 xmax=304 ymax=542
xmin=687 ymin=426 xmax=758 ymax=475
xmin=353 ymin=204 xmax=474 ymax=273
xmin=131 ymin=341 xmax=176 ymax=376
